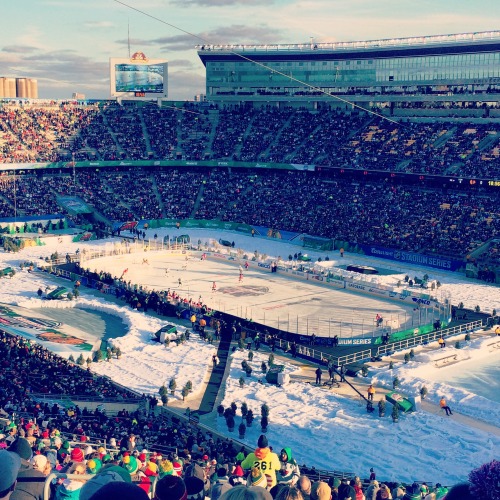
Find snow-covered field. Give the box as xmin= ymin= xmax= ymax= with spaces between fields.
xmin=1 ymin=228 xmax=499 ymax=484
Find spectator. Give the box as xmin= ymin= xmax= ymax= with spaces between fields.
xmin=0 ymin=449 xmax=21 ymax=500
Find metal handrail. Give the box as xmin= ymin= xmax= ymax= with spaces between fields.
xmin=376 ymin=319 xmax=484 ymax=356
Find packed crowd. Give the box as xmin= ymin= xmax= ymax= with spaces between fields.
xmin=1 ymin=328 xmax=497 ymax=499
xmin=0 ymin=167 xmax=498 ymax=262
xmin=0 ymin=102 xmax=498 ymax=179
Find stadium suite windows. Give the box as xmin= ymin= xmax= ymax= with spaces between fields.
xmin=198 ymin=31 xmax=500 ymax=100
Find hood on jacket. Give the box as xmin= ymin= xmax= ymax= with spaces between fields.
xmin=280 ymin=447 xmax=293 ymax=463
xmin=254 ymin=447 xmax=271 ymax=460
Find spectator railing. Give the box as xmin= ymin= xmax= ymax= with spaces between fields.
xmin=376 ymin=319 xmax=484 ymax=357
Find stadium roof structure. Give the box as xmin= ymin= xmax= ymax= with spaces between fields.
xmin=197 ymin=30 xmax=500 ymax=59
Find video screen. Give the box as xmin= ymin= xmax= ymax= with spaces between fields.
xmin=114 ymin=64 xmax=164 ymax=94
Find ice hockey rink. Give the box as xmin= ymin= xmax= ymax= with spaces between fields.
xmin=86 ymin=241 xmax=425 ymax=339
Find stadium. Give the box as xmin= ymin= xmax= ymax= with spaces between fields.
xmin=0 ymin=28 xmax=499 ymax=500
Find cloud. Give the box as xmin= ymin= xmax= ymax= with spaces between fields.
xmin=83 ymin=21 xmax=115 ymax=29
xmin=167 ymin=59 xmax=197 ymax=69
xmin=1 ymin=45 xmax=39 ymax=54
xmin=172 ymin=0 xmax=272 ymax=5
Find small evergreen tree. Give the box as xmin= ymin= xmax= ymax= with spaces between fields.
xmin=159 ymin=384 xmax=168 ymax=398
xmin=241 ymin=402 xmax=248 ymax=418
xmin=241 ymin=360 xmax=249 ymax=371
xmin=68 ymin=354 xmax=75 ymax=363
xmin=268 ymin=353 xmax=275 ymax=366
xmin=389 ymin=361 xmax=394 ymax=370
xmin=226 ymin=414 xmax=235 ymax=431
xmin=186 ymin=380 xmax=193 ymax=392
xmin=161 ymin=394 xmax=168 ymax=406
xmin=116 ymin=347 xmax=122 ymax=359
xmin=238 ymin=338 xmax=245 ymax=350
xmin=248 ymin=351 xmax=254 ymax=361
xmin=231 ymin=402 xmax=238 ymax=416
xmin=86 ymin=357 xmax=92 ymax=368
xmin=261 ymin=415 xmax=269 ymax=431
xmin=361 ymin=366 xmax=368 ymax=377
xmin=261 ymin=404 xmax=270 ymax=418
xmin=76 ymin=354 xmax=85 ymax=366
xmin=404 ymin=353 xmax=410 ymax=364
xmin=409 ymin=349 xmax=415 ymax=359
xmin=420 ymin=386 xmax=428 ymax=399
xmin=246 ymin=410 xmax=254 ymax=427
xmin=238 ymin=422 xmax=246 ymax=438
xmin=93 ymin=350 xmax=103 ymax=363
xmin=169 ymin=377 xmax=177 ymax=395
xmin=239 ymin=376 xmax=245 ymax=388
xmin=217 ymin=404 xmax=225 ymax=417
xmin=245 ymin=366 xmax=252 ymax=377
xmin=261 ymin=362 xmax=267 ymax=373
xmin=392 ymin=404 xmax=400 ymax=422
xmin=464 ymin=333 xmax=471 ymax=341
xmin=181 ymin=386 xmax=189 ymax=401
xmin=475 ymin=305 xmax=480 ymax=313
xmin=393 ymin=376 xmax=400 ymax=389
xmin=455 ymin=341 xmax=461 ymax=349
xmin=378 ymin=399 xmax=386 ymax=417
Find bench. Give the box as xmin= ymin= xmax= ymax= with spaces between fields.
xmin=434 ymin=354 xmax=458 ymax=367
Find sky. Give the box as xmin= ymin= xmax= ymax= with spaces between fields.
xmin=1 ymin=0 xmax=499 ymax=100
xmin=1 ymin=228 xmax=499 ymax=485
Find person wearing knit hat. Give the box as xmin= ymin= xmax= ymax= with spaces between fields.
xmin=311 ymin=481 xmax=332 ymax=500
xmin=155 ymin=475 xmax=188 ymax=500
xmin=145 ymin=461 xmax=158 ymax=478
xmin=139 ymin=453 xmax=147 ymax=465
xmin=9 ymin=437 xmax=46 ymax=500
xmin=85 ymin=481 xmax=150 ymax=500
xmin=0 ymin=449 xmax=21 ymax=498
xmin=241 ymin=436 xmax=281 ymax=488
xmin=158 ymin=459 xmax=174 ymax=478
xmin=87 ymin=457 xmax=103 ymax=474
xmin=229 ymin=465 xmax=246 ymax=486
xmin=247 ymin=467 xmax=268 ymax=489
xmin=185 ymin=476 xmax=205 ymax=500
xmin=31 ymin=454 xmax=51 ymax=476
xmin=121 ymin=455 xmax=139 ymax=475
xmin=54 ymin=462 xmax=87 ymax=500
xmin=98 ymin=464 xmax=133 ymax=483
xmin=8 ymin=437 xmax=33 ymax=461
xmin=70 ymin=447 xmax=85 ymax=463
xmin=78 ymin=470 xmax=125 ymax=500
xmin=220 ymin=485 xmax=273 ymax=499
xmin=173 ymin=461 xmax=183 ymax=476
xmin=277 ymin=447 xmax=300 ymax=486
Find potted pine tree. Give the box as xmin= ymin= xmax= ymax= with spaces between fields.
xmin=226 ymin=414 xmax=235 ymax=432
xmin=378 ymin=399 xmax=386 ymax=417
xmin=241 ymin=402 xmax=248 ymax=419
xmin=261 ymin=415 xmax=269 ymax=433
xmin=392 ymin=404 xmax=400 ymax=423
xmin=246 ymin=410 xmax=254 ymax=427
xmin=238 ymin=422 xmax=246 ymax=439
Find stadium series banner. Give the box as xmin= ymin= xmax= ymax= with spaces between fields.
xmin=356 ymin=244 xmax=464 ymax=272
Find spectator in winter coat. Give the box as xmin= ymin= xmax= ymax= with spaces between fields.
xmin=0 ymin=449 xmax=21 ymax=500
xmin=337 ymin=478 xmax=356 ymax=500
xmin=54 ymin=462 xmax=87 ymax=500
xmin=241 ymin=435 xmax=280 ymax=488
xmin=365 ymin=480 xmax=379 ymax=500
xmin=9 ymin=438 xmax=45 ymax=500
xmin=277 ymin=447 xmax=300 ymax=485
